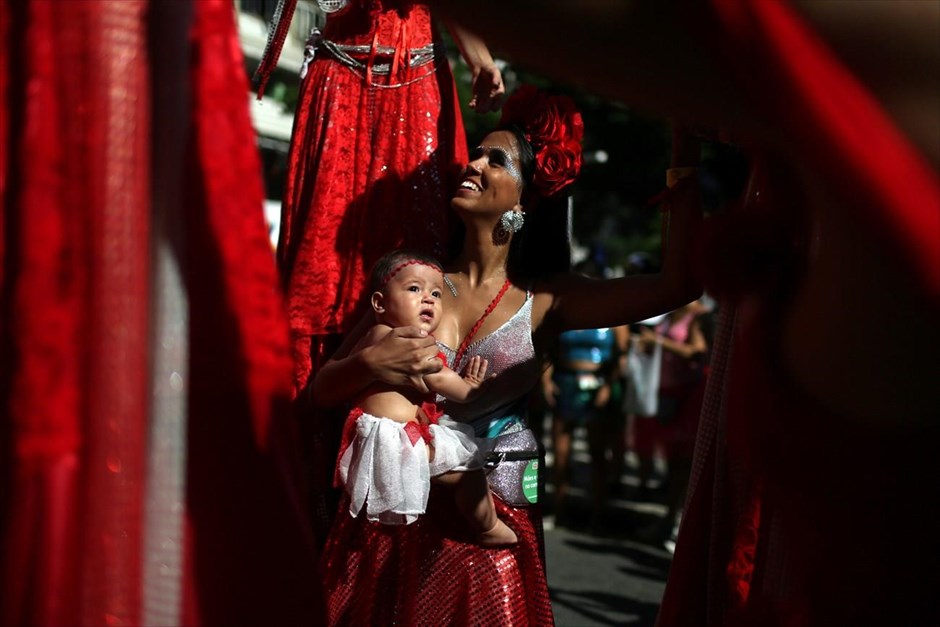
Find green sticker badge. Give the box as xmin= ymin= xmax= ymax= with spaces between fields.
xmin=522 ymin=460 xmax=539 ymax=504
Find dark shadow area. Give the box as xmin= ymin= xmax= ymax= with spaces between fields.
xmin=549 ymin=586 xmax=661 ymax=626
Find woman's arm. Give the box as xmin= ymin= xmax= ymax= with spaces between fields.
xmin=441 ymin=21 xmax=505 ymax=113
xmin=639 ymin=318 xmax=707 ymax=360
xmin=311 ymin=324 xmax=444 ymax=407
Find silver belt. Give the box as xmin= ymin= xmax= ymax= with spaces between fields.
xmin=301 ymin=29 xmax=439 ymax=80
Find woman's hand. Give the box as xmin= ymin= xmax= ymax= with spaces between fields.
xmin=444 ymin=21 xmax=505 ymax=113
xmin=468 ymin=61 xmax=504 ymax=113
xmin=360 ymin=326 xmax=444 ymax=394
xmin=312 ymin=325 xmax=443 ymax=406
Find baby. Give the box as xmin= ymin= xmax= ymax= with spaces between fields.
xmin=335 ymin=250 xmax=517 ymax=546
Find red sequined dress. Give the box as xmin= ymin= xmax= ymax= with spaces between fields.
xmin=277 ymin=0 xmax=468 ymax=393
xmin=321 ymin=292 xmax=555 ymax=625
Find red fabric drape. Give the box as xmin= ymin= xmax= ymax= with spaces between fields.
xmin=660 ymin=2 xmax=940 ymax=626
xmin=1 ymin=2 xmax=150 ymax=624
xmin=181 ymin=1 xmax=322 ymax=623
xmin=711 ymin=0 xmax=940 ymax=300
xmin=1 ymin=1 xmax=324 ymax=624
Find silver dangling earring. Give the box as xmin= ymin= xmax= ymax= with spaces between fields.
xmin=499 ymin=209 xmax=525 ymax=234
xmin=317 ymin=0 xmax=348 ymax=12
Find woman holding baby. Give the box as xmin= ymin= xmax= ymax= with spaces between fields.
xmin=313 ymin=85 xmax=702 ymax=624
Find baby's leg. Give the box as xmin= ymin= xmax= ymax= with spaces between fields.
xmin=435 ymin=470 xmax=517 ymax=547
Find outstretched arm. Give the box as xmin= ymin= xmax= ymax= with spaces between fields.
xmin=424 ymin=355 xmax=489 ymax=403
xmin=442 ymin=21 xmax=505 ymax=113
xmin=437 ymin=1 xmax=940 ymax=423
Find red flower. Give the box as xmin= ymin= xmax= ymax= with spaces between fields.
xmin=499 ymin=85 xmax=583 ymax=197
xmin=534 ymin=142 xmax=582 ymax=198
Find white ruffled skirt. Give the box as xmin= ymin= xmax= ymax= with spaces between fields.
xmin=337 ymin=411 xmax=486 ymax=525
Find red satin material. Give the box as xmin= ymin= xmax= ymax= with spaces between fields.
xmin=181 ymin=2 xmax=322 ymax=624
xmin=710 ymin=0 xmax=940 ymax=301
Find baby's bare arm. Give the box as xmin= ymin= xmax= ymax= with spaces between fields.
xmin=424 ymin=356 xmax=489 ymax=403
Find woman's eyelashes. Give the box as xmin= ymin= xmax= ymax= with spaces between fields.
xmin=470 ymin=146 xmax=508 ymax=168
xmin=472 ymin=145 xmax=521 ymax=183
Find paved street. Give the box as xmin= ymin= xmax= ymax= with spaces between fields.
xmin=539 ymin=424 xmax=675 ymax=626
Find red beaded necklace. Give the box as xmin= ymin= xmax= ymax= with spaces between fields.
xmin=454 ymin=278 xmax=512 ymax=366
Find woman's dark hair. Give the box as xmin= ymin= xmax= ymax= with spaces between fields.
xmin=445 ymin=125 xmax=572 ymax=284
xmin=369 ymin=248 xmax=442 ymax=292
xmin=501 ymin=124 xmax=572 ymax=285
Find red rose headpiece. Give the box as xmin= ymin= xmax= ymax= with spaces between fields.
xmin=499 ymin=85 xmax=584 ymax=198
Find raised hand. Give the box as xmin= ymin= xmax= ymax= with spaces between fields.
xmin=468 ymin=61 xmax=505 ymax=113
xmin=461 ymin=355 xmax=490 ymax=389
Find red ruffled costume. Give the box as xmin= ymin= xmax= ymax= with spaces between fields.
xmin=277 ymin=0 xmax=468 ymax=394
xmin=659 ymin=2 xmax=940 ymax=626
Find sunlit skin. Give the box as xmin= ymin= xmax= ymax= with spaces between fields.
xmin=452 ymin=130 xmax=525 ymax=219
xmin=372 ymin=264 xmax=445 ymax=336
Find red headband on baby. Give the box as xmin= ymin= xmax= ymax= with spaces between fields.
xmin=380 ymin=259 xmax=443 ymax=288
xmin=499 ymin=85 xmax=584 ymax=198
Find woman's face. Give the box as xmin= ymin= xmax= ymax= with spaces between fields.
xmin=451 ymin=130 xmax=524 ymax=217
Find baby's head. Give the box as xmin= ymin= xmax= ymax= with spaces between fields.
xmin=369 ymin=249 xmax=445 ymax=334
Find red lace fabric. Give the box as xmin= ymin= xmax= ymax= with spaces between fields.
xmin=1 ymin=1 xmax=323 ymax=624
xmin=321 ymin=491 xmax=553 ymax=626
xmin=277 ymin=0 xmax=468 ymax=392
xmin=659 ymin=2 xmax=940 ymax=625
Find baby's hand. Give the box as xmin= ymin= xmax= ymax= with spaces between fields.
xmin=462 ymin=355 xmax=490 ymax=389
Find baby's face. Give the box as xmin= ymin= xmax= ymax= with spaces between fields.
xmin=377 ymin=263 xmax=444 ymax=334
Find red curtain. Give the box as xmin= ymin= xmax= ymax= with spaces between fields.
xmin=1 ymin=1 xmax=323 ymax=624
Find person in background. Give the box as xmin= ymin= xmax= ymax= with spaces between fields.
xmin=547 ymin=257 xmax=629 ymax=529
xmin=635 ymin=298 xmax=710 ymax=546
xmin=634 ymin=300 xmax=707 ymax=500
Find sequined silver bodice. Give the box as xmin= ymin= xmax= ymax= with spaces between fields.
xmin=437 ymin=293 xmax=540 ymax=436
